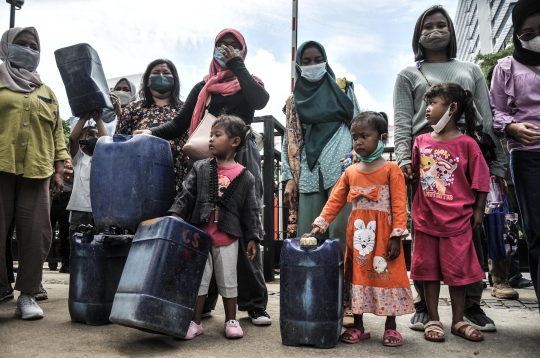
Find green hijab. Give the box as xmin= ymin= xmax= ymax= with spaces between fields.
xmin=293 ymin=41 xmax=354 ymax=170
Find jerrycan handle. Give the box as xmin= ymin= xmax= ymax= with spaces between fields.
xmin=113 ymin=134 xmax=132 ymax=143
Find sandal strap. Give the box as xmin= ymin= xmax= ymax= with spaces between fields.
xmin=453 ymin=321 xmax=479 ymax=337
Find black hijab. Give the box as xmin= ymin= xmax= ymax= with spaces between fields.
xmin=512 ymin=0 xmax=540 ymax=66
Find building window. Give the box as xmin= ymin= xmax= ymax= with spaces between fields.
xmin=493 ymin=3 xmax=515 ymax=47
xmin=471 ymin=20 xmax=479 ymax=40
xmin=492 ymin=0 xmax=506 ymax=28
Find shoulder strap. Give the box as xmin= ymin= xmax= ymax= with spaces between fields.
xmin=417 ymin=68 xmax=432 ymax=87
xmin=525 ymin=64 xmax=540 ymax=78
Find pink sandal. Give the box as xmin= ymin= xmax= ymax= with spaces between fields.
xmin=183 ymin=321 xmax=203 ymax=340
xmin=382 ymin=329 xmax=403 ymax=347
xmin=340 ymin=328 xmax=371 ymax=344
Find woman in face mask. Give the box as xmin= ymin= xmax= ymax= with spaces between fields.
xmin=393 ymin=5 xmax=507 ymax=337
xmin=0 ymin=27 xmax=70 ymax=319
xmin=133 ymin=29 xmax=271 ymax=326
xmin=281 ymin=40 xmax=359 ymax=327
xmin=490 ymin=0 xmax=540 ymax=310
xmin=100 ymin=77 xmax=137 ymax=136
xmin=116 ymin=59 xmax=189 ymax=196
xmin=282 ymin=41 xmax=358 ymax=242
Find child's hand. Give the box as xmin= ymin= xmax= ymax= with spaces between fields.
xmin=301 ymin=226 xmax=320 ymax=238
xmin=246 ymin=240 xmax=257 ymax=260
xmin=386 ymin=236 xmax=401 ymax=260
xmin=471 ymin=208 xmax=483 ymax=231
xmin=92 ymin=109 xmax=103 ymax=121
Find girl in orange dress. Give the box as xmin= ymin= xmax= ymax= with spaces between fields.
xmin=305 ymin=111 xmax=414 ymax=347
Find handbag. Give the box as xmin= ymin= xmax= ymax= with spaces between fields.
xmin=183 ymin=96 xmax=216 ymax=161
xmin=483 ymin=192 xmax=519 ymax=262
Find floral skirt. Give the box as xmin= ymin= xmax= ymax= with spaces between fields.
xmin=344 ymin=281 xmax=415 ymax=316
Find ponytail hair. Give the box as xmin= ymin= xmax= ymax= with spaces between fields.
xmin=424 ymin=82 xmax=477 ymax=137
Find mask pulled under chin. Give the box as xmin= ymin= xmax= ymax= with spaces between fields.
xmin=520 ymin=37 xmax=540 ymax=53
xmin=431 ymin=106 xmax=452 ymax=133
xmin=6 ymin=43 xmax=40 ymax=72
xmin=419 ymin=30 xmax=451 ymax=50
xmin=298 ymin=62 xmax=327 ymax=82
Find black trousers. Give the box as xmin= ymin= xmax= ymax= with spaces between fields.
xmin=5 ymin=220 xmax=15 ymax=284
xmin=50 ymin=194 xmax=71 ymax=258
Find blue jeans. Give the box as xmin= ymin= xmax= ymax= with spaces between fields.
xmin=510 ymin=151 xmax=540 ymax=302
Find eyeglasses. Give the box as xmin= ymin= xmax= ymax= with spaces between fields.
xmin=518 ymin=32 xmax=540 ymax=41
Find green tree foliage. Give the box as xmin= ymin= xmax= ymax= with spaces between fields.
xmin=475 ymin=43 xmax=514 ymax=80
xmin=62 ymin=119 xmax=71 ymax=148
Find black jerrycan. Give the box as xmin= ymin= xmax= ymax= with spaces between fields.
xmin=280 ymin=237 xmax=343 ymax=349
xmin=54 ymin=43 xmax=113 ymax=116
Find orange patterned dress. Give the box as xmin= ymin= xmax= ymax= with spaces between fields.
xmin=313 ymin=162 xmax=414 ymax=316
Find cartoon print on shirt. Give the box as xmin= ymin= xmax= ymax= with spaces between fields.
xmin=418 ymin=147 xmax=458 ymax=201
xmin=353 ymin=219 xmax=376 ymax=267
xmin=217 ymin=174 xmax=231 ymax=197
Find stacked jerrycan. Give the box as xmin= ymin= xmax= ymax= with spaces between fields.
xmin=90 ymin=134 xmax=175 ymax=229
xmin=109 ymin=216 xmax=211 ymax=338
xmin=280 ymin=237 xmax=343 ymax=349
xmin=68 ymin=229 xmax=133 ymax=326
xmin=68 ymin=133 xmax=175 ymax=325
xmin=54 ymin=43 xmax=113 ymax=116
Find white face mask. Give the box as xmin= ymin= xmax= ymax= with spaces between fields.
xmin=520 ymin=36 xmax=540 ymax=53
xmin=431 ymin=106 xmax=452 ymax=133
xmin=298 ymin=62 xmax=327 ymax=82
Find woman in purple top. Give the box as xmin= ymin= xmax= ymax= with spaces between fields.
xmin=490 ymin=0 xmax=540 ymax=307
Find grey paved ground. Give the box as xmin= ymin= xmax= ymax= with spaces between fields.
xmin=1 ymin=268 xmax=539 ymax=358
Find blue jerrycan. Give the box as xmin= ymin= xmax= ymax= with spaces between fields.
xmin=109 ymin=216 xmax=211 ymax=338
xmin=54 ymin=43 xmax=113 ymax=116
xmin=280 ymin=238 xmax=343 ymax=349
xmin=90 ymin=134 xmax=174 ymax=230
xmin=68 ymin=233 xmax=133 ymax=325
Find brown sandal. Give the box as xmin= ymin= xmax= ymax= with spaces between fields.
xmin=451 ymin=321 xmax=484 ymax=342
xmin=424 ymin=320 xmax=445 ymax=342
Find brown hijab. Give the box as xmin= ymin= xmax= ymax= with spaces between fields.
xmin=0 ymin=27 xmax=42 ymax=92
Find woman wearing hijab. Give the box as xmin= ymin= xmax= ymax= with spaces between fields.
xmin=393 ymin=5 xmax=507 ymax=336
xmin=0 ymin=27 xmax=70 ymax=319
xmin=117 ymin=59 xmax=189 ymax=196
xmin=134 ymin=29 xmax=271 ymax=325
xmin=101 ymin=77 xmax=137 ymax=135
xmin=281 ymin=41 xmax=359 ymax=327
xmin=490 ymin=0 xmax=540 ymax=309
xmin=282 ymin=40 xmax=358 ymax=247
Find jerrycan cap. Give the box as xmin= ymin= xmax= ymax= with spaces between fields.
xmin=300 ymin=236 xmax=318 ymax=247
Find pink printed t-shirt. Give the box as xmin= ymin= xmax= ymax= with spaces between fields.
xmin=199 ymin=162 xmax=245 ymax=247
xmin=411 ymin=134 xmax=490 ymax=237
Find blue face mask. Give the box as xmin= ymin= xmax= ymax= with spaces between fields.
xmin=213 ymin=47 xmax=242 ymax=69
xmin=356 ymin=140 xmax=385 ymax=162
xmin=6 ymin=43 xmax=40 ymax=72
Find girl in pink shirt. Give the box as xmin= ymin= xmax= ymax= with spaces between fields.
xmin=410 ymin=82 xmax=490 ymax=343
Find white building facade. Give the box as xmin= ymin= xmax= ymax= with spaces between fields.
xmin=455 ymin=0 xmax=517 ymax=61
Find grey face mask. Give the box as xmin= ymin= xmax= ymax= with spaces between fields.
xmin=6 ymin=43 xmax=40 ymax=72
xmin=112 ymin=90 xmax=133 ymax=106
xmin=419 ymin=30 xmax=451 ymax=50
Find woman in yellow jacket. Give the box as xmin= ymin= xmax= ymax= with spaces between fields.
xmin=0 ymin=27 xmax=70 ymax=319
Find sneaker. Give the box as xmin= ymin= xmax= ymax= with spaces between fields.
xmin=248 ymin=308 xmax=272 ymax=325
xmin=15 ymin=293 xmax=44 ymax=320
xmin=201 ymin=309 xmax=212 ymax=318
xmin=509 ymin=277 xmax=533 ymax=289
xmin=464 ymin=304 xmax=496 ymax=332
xmin=183 ymin=321 xmax=203 ymax=340
xmin=35 ymin=284 xmax=48 ymax=301
xmin=0 ymin=288 xmax=14 ymax=304
xmin=225 ymin=320 xmax=244 ymax=338
xmin=409 ymin=302 xmax=429 ymax=331
xmin=491 ymin=277 xmax=519 ymax=300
